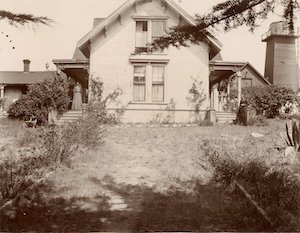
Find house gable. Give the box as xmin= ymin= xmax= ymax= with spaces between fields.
xmin=77 ymin=0 xmax=222 ymax=58
xmin=88 ymin=0 xmax=211 ymax=116
xmin=241 ymin=63 xmax=271 ymax=86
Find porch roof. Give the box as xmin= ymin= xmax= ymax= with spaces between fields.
xmin=52 ymin=59 xmax=89 ymax=88
xmin=209 ymin=60 xmax=270 ymax=86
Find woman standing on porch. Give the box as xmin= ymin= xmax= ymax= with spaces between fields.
xmin=72 ymin=82 xmax=82 ymax=110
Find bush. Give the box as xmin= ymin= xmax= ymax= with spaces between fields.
xmin=201 ymin=139 xmax=300 ymax=231
xmin=242 ymin=85 xmax=295 ymax=118
xmin=0 ymin=78 xmax=123 ymax=206
xmin=8 ymin=75 xmax=71 ymax=125
xmin=246 ymin=115 xmax=268 ymax=126
xmin=0 ymin=145 xmax=50 ymax=201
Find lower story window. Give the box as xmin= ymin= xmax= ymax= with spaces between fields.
xmin=132 ymin=64 xmax=166 ymax=103
xmin=133 ymin=66 xmax=146 ymax=101
xmin=152 ymin=66 xmax=165 ymax=102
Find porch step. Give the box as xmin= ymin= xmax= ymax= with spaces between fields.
xmin=56 ymin=110 xmax=83 ymax=124
xmin=0 ymin=111 xmax=8 ymax=118
xmin=216 ymin=112 xmax=236 ymax=124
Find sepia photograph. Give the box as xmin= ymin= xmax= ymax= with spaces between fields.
xmin=0 ymin=0 xmax=299 ymax=232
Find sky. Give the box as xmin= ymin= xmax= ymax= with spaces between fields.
xmin=0 ymin=0 xmax=299 ymax=74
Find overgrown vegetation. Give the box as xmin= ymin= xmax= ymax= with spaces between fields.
xmin=187 ymin=78 xmax=207 ymax=124
xmin=201 ymin=137 xmax=300 ymax=231
xmin=1 ymin=78 xmax=123 ymax=206
xmin=246 ymin=114 xmax=268 ymax=126
xmin=242 ymin=85 xmax=295 ymax=118
xmin=8 ymin=75 xmax=71 ymax=125
xmin=285 ymin=120 xmax=300 ymax=152
xmin=227 ymin=85 xmax=295 ymax=120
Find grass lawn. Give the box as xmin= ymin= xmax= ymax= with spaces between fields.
xmin=1 ymin=119 xmax=299 ymax=231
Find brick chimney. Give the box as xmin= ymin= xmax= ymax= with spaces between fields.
xmin=23 ymin=59 xmax=30 ymax=72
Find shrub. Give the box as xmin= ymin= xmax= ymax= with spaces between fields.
xmin=246 ymin=115 xmax=268 ymax=126
xmin=285 ymin=120 xmax=300 ymax=152
xmin=187 ymin=78 xmax=207 ymax=123
xmin=0 ymin=78 xmax=123 ymax=205
xmin=72 ymin=79 xmax=123 ymax=148
xmin=0 ymin=145 xmax=49 ymax=201
xmin=201 ymin=139 xmax=300 ymax=231
xmin=8 ymin=74 xmax=71 ymax=125
xmin=198 ymin=119 xmax=213 ymax=126
xmin=0 ymin=98 xmax=5 ymax=109
xmin=223 ymin=88 xmax=239 ymax=112
xmin=242 ymin=85 xmax=295 ymax=118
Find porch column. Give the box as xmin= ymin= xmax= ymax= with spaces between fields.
xmin=237 ymin=71 xmax=242 ymax=107
xmin=210 ymin=84 xmax=219 ymax=111
xmin=210 ymin=88 xmax=214 ymax=110
xmin=227 ymin=80 xmax=231 ymax=96
xmin=0 ymin=85 xmax=5 ymax=99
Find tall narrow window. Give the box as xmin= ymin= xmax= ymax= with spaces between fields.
xmin=136 ymin=21 xmax=148 ymax=52
xmin=133 ymin=66 xmax=146 ymax=101
xmin=151 ymin=21 xmax=165 ymax=42
xmin=152 ymin=66 xmax=165 ymax=102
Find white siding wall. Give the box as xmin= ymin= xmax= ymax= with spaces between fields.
xmin=89 ymin=0 xmax=210 ymax=123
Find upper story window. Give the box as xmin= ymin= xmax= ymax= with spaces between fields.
xmin=135 ymin=19 xmax=166 ymax=53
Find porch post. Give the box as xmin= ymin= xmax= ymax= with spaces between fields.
xmin=210 ymin=88 xmax=214 ymax=110
xmin=0 ymin=85 xmax=5 ymax=99
xmin=212 ymin=84 xmax=219 ymax=111
xmin=237 ymin=71 xmax=242 ymax=107
xmin=227 ymin=79 xmax=231 ymax=96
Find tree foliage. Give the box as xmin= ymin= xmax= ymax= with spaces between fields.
xmin=7 ymin=75 xmax=71 ymax=125
xmin=242 ymin=85 xmax=295 ymax=118
xmin=0 ymin=10 xmax=51 ymax=26
xmin=152 ymin=0 xmax=299 ymax=50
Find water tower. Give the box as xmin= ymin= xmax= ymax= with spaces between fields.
xmin=262 ymin=21 xmax=300 ymax=90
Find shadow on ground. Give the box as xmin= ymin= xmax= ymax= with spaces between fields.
xmin=0 ymin=177 xmax=274 ymax=232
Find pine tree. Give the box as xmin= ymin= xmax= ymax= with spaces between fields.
xmin=152 ymin=0 xmax=299 ymax=50
xmin=0 ymin=10 xmax=51 ymax=26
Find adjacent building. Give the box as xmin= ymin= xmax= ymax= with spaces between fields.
xmin=0 ymin=60 xmax=56 ymax=112
xmin=262 ymin=21 xmax=300 ymax=90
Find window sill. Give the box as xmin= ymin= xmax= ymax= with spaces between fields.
xmin=129 ymin=54 xmax=169 ymax=63
xmin=129 ymin=101 xmax=168 ymax=105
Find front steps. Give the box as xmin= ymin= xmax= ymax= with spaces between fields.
xmin=216 ymin=111 xmax=236 ymax=124
xmin=0 ymin=111 xmax=8 ymax=119
xmin=56 ymin=110 xmax=83 ymax=124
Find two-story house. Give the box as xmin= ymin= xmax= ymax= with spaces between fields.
xmin=53 ymin=0 xmax=269 ymax=123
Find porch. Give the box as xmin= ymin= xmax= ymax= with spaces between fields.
xmin=53 ymin=59 xmax=90 ymax=105
xmin=209 ymin=61 xmax=245 ymax=112
xmin=52 ymin=59 xmax=245 ymax=124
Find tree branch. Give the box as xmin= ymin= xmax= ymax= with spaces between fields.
xmin=0 ymin=10 xmax=52 ymax=26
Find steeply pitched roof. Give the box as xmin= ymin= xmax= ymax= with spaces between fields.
xmin=242 ymin=62 xmax=271 ymax=85
xmin=209 ymin=60 xmax=271 ymax=85
xmin=77 ymin=0 xmax=222 ymax=58
xmin=0 ymin=71 xmax=55 ymax=85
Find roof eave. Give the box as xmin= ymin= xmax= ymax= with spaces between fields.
xmin=77 ymin=0 xmax=223 ymax=58
xmin=244 ymin=62 xmax=271 ymax=85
